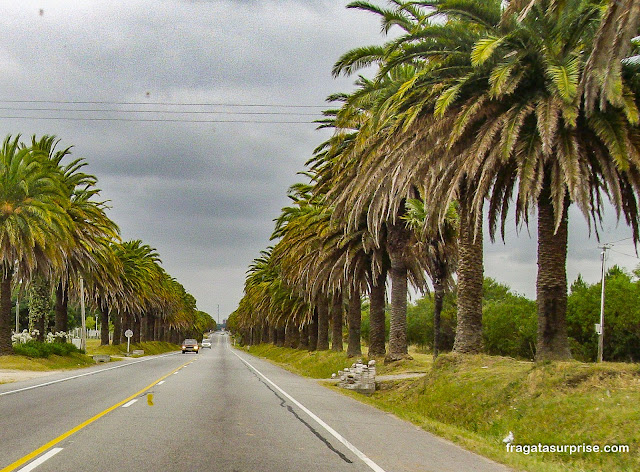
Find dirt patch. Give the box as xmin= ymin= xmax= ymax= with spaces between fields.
xmin=0 ymin=369 xmax=60 ymax=384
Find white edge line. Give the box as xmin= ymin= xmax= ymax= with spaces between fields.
xmin=0 ymin=353 xmax=178 ymax=397
xmin=17 ymin=447 xmax=63 ymax=472
xmin=230 ymin=349 xmax=386 ymax=472
xmin=122 ymin=399 xmax=138 ymax=408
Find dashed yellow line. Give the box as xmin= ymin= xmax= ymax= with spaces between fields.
xmin=0 ymin=359 xmax=193 ymax=472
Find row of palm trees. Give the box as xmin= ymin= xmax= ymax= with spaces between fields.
xmin=0 ymin=134 xmax=213 ymax=355
xmin=230 ymin=0 xmax=640 ymax=361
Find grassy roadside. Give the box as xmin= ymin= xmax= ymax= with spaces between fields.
xmin=85 ymin=339 xmax=180 ymax=357
xmin=0 ymin=340 xmax=180 ymax=374
xmin=0 ymin=353 xmax=95 ymax=372
xmin=242 ymin=344 xmax=640 ymax=472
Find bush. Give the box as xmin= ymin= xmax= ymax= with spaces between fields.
xmin=482 ymin=296 xmax=537 ymax=359
xmin=406 ymin=294 xmax=456 ymax=350
xmin=567 ymin=267 xmax=640 ymax=362
xmin=13 ymin=341 xmax=83 ymax=358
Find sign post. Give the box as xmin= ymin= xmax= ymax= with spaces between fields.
xmin=125 ymin=329 xmax=133 ymax=354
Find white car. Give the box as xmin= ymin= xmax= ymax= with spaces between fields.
xmin=201 ymin=338 xmax=212 ymax=349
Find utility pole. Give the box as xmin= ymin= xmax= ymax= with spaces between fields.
xmin=15 ymin=280 xmax=20 ymax=333
xmin=217 ymin=304 xmax=220 ymax=325
xmin=80 ymin=277 xmax=86 ymax=351
xmin=597 ymin=244 xmax=611 ymax=363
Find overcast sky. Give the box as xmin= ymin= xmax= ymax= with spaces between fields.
xmin=0 ymin=1 xmax=637 ymax=322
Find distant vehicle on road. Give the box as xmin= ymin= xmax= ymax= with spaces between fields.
xmin=201 ymin=338 xmax=212 ymax=349
xmin=181 ymin=339 xmax=199 ymax=354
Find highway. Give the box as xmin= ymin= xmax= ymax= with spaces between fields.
xmin=0 ymin=334 xmax=510 ymax=472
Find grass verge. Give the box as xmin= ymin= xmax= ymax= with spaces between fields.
xmin=243 ymin=343 xmax=431 ymax=378
xmin=0 ymin=352 xmax=95 ymax=372
xmin=242 ymin=344 xmax=640 ymax=472
xmin=85 ymin=339 xmax=180 ymax=357
xmin=0 ymin=340 xmax=179 ymax=376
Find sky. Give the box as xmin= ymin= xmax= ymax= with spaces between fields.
xmin=0 ymin=1 xmax=637 ymax=322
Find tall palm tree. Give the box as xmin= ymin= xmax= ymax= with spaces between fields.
xmin=0 ymin=136 xmax=72 ymax=354
xmin=103 ymin=240 xmax=163 ymax=345
xmin=362 ymin=0 xmax=640 ymax=359
xmin=405 ymin=198 xmax=458 ymax=359
xmin=330 ymin=0 xmax=499 ymax=356
xmin=29 ymin=135 xmax=120 ymax=342
xmin=508 ymin=0 xmax=640 ymax=114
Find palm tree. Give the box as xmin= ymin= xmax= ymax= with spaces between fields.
xmin=272 ymin=177 xmax=392 ymax=357
xmin=124 ymin=241 xmax=163 ymax=342
xmin=405 ymin=199 xmax=458 ymax=359
xmin=329 ymin=0 xmax=499 ymax=357
xmin=0 ymin=136 xmax=72 ymax=354
xmin=28 ymin=135 xmax=120 ymax=342
xmin=365 ymin=0 xmax=640 ymax=359
xmin=323 ymin=70 xmax=437 ymax=362
xmin=508 ymin=0 xmax=640 ymax=114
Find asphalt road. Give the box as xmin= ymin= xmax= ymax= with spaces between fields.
xmin=0 ymin=334 xmax=510 ymax=472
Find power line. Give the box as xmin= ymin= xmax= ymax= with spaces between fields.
xmin=0 ymin=99 xmax=327 ymax=109
xmin=604 ymin=236 xmax=634 ymax=245
xmin=609 ymin=248 xmax=640 ymax=259
xmin=0 ymin=106 xmax=321 ymax=116
xmin=0 ymin=116 xmax=315 ymax=124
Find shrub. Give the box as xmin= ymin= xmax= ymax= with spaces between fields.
xmin=13 ymin=341 xmax=82 ymax=358
xmin=567 ymin=267 xmax=640 ymax=362
xmin=482 ymin=296 xmax=537 ymax=359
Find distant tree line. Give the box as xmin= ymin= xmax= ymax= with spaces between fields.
xmin=0 ymin=134 xmax=214 ymax=355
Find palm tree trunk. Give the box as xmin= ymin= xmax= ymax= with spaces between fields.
xmin=154 ymin=317 xmax=161 ymax=341
xmin=317 ymin=296 xmax=330 ymax=350
xmin=308 ymin=308 xmax=318 ymax=351
xmin=262 ymin=321 xmax=270 ymax=343
xmin=276 ymin=326 xmax=285 ymax=347
xmin=270 ymin=326 xmax=277 ymax=345
xmin=113 ymin=312 xmax=122 ymax=345
xmin=149 ymin=313 xmax=156 ymax=341
xmin=156 ymin=319 xmax=164 ymax=342
xmin=433 ymin=280 xmax=444 ymax=360
xmin=536 ymin=189 xmax=571 ymax=361
xmin=453 ymin=183 xmax=484 ymax=354
xmin=289 ymin=325 xmax=301 ymax=348
xmin=28 ymin=275 xmax=48 ymax=341
xmin=331 ymin=291 xmax=344 ymax=351
xmin=54 ymin=283 xmax=68 ymax=342
xmin=299 ymin=324 xmax=309 ymax=350
xmin=385 ymin=222 xmax=412 ymax=361
xmin=0 ymin=269 xmax=13 ymax=355
xmin=387 ymin=256 xmax=409 ymax=361
xmin=368 ymin=272 xmax=387 ymax=357
xmin=133 ymin=315 xmax=142 ymax=343
xmin=121 ymin=312 xmax=131 ymax=345
xmin=347 ymin=291 xmax=362 ymax=357
xmin=99 ymin=301 xmax=110 ymax=346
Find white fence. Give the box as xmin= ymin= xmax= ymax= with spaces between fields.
xmin=69 ymin=328 xmax=102 ymax=339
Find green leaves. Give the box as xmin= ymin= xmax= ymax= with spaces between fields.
xmin=546 ymin=54 xmax=581 ymax=103
xmin=471 ymin=36 xmax=504 ymax=66
xmin=435 ymin=81 xmax=464 ymax=116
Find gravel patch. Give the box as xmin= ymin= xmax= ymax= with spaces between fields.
xmin=0 ymin=369 xmax=61 ymax=384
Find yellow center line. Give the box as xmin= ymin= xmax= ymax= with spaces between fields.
xmin=1 ymin=359 xmax=194 ymax=472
